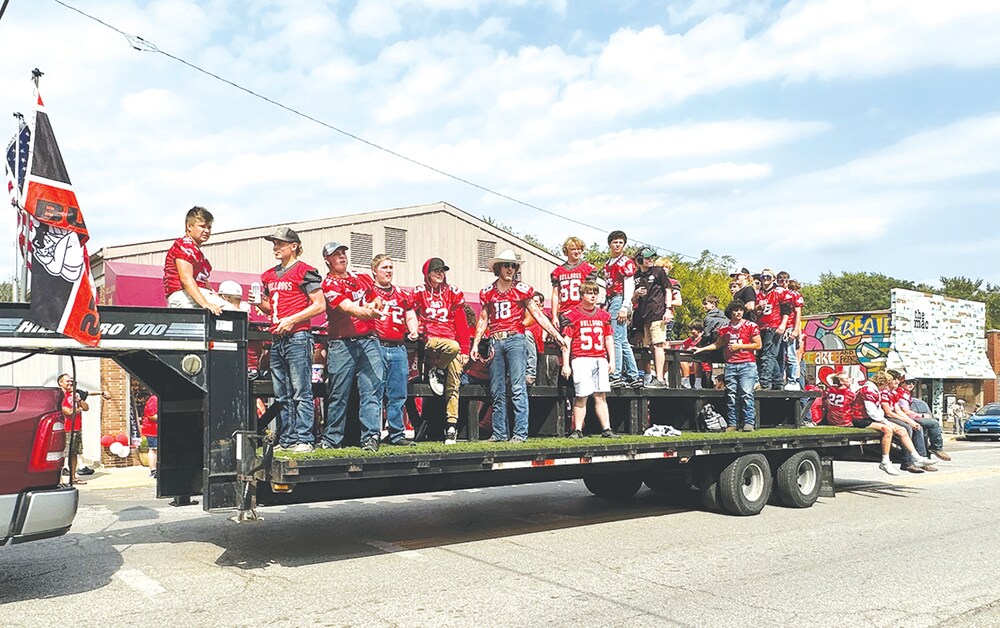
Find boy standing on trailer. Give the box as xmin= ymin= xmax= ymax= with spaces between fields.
xmin=561 ymin=280 xmax=619 ymax=439
xmin=603 ymin=230 xmax=642 ymax=388
xmin=550 ymin=236 xmax=598 ymax=326
xmin=693 ymin=300 xmax=762 ymax=432
xmin=472 ymin=250 xmax=568 ymax=442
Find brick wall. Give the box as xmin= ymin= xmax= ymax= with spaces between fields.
xmin=99 ymin=359 xmax=140 ymax=467
xmin=986 ymin=331 xmax=1000 ymax=404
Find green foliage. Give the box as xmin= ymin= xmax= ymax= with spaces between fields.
xmin=800 ymin=272 xmax=1000 ymax=328
xmin=0 ymin=281 xmax=11 ymax=303
xmin=669 ymin=250 xmax=735 ymax=336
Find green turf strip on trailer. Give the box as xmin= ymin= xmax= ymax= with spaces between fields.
xmin=268 ymin=426 xmax=871 ymax=460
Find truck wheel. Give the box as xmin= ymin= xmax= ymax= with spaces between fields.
xmin=693 ymin=465 xmax=723 ymax=513
xmin=719 ymin=453 xmax=772 ymax=516
xmin=584 ymin=474 xmax=643 ymax=501
xmin=774 ymin=450 xmax=821 ymax=508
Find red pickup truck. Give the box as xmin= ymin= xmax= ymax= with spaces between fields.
xmin=0 ymin=386 xmax=79 ymax=546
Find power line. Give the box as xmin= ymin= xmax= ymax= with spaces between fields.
xmin=0 ymin=0 xmax=13 ymax=24
xmin=49 ymin=0 xmax=716 ymax=263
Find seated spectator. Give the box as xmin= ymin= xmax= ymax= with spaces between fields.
xmin=163 ymin=206 xmax=227 ymax=314
xmin=218 ymin=280 xmax=251 ymax=312
xmin=560 ymin=280 xmax=619 ymax=439
xmin=678 ymin=320 xmax=705 ymax=389
xmin=880 ymin=372 xmax=937 ymax=473
xmin=891 ymin=372 xmax=951 ymax=462
xmin=693 ymin=299 xmax=761 ymax=432
xmin=852 ymin=371 xmax=936 ymax=476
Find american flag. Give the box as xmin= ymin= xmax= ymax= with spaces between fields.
xmin=5 ymin=118 xmax=32 ymax=267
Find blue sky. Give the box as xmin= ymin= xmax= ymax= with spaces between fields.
xmin=2 ymin=0 xmax=999 ymax=287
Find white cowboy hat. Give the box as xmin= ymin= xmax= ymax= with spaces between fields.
xmin=487 ymin=249 xmax=523 ymax=270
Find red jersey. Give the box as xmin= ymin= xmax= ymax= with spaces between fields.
xmin=551 ymin=262 xmax=597 ymax=311
xmin=141 ymin=395 xmax=158 ymax=438
xmin=561 ymin=306 xmax=612 ymax=359
xmin=894 ymin=387 xmax=913 ymax=411
xmin=61 ymin=390 xmax=82 ymax=432
xmin=788 ymin=289 xmax=805 ymax=309
xmin=879 ymin=388 xmax=895 ymax=408
xmin=367 ymin=284 xmax=414 ymax=342
xmin=825 ymin=385 xmax=856 ymax=426
xmin=163 ymin=235 xmax=211 ymax=297
xmin=718 ymin=319 xmax=760 ymax=364
xmin=413 ymin=283 xmax=467 ymax=347
xmin=603 ymin=255 xmax=637 ymax=297
xmin=853 ymin=381 xmax=884 ymax=420
xmin=756 ymin=285 xmax=790 ymax=329
xmin=261 ymin=260 xmax=322 ymax=335
xmin=322 ymin=271 xmax=376 ymax=339
xmin=480 ymin=281 xmax=535 ymax=335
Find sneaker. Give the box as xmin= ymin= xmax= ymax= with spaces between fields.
xmin=444 ymin=426 xmax=458 ymax=445
xmin=62 ymin=468 xmax=70 ymax=476
xmin=601 ymin=429 xmax=620 ymax=439
xmin=879 ymin=462 xmax=900 ymax=476
xmin=725 ymin=426 xmax=738 ymax=432
xmin=900 ymin=464 xmax=925 ymax=474
xmin=568 ymin=429 xmax=583 ymax=439
xmin=526 ymin=375 xmax=536 ymax=386
xmin=428 ymin=368 xmax=446 ymax=396
xmin=681 ymin=379 xmax=692 ymax=389
xmin=629 ymin=378 xmax=645 ymax=389
xmin=914 ymin=457 xmax=937 ymax=469
xmin=783 ymin=382 xmax=802 ymax=391
xmin=609 ymin=375 xmax=625 ymax=389
xmin=931 ymin=450 xmax=952 ymax=462
xmin=509 ymin=436 xmax=527 ymax=443
xmin=742 ymin=424 xmax=756 ymax=432
xmin=150 ymin=469 xmax=157 ymax=479
xmin=800 ymin=421 xmax=817 ymax=428
xmin=647 ymin=379 xmax=667 ymax=389
xmin=290 ymin=443 xmax=314 ymax=453
xmin=488 ymin=436 xmax=507 ymax=442
xmin=361 ymin=438 xmax=380 ymax=453
xmin=77 ymin=466 xmax=95 ymax=476
xmin=316 ymin=441 xmax=341 ymax=450
xmin=390 ymin=438 xmax=417 ymax=446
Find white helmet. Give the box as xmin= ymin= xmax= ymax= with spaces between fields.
xmin=218 ymin=280 xmax=244 ymax=297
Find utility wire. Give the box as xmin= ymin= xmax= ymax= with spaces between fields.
xmin=0 ymin=0 xmax=13 ymax=24
xmin=50 ymin=0 xmax=721 ymax=264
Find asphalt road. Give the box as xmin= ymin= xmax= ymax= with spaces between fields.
xmin=2 ymin=440 xmax=999 ymax=627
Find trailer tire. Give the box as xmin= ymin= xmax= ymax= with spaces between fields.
xmin=774 ymin=450 xmax=821 ymax=509
xmin=584 ymin=474 xmax=643 ymax=501
xmin=719 ymin=453 xmax=772 ymax=516
xmin=693 ymin=465 xmax=723 ymax=513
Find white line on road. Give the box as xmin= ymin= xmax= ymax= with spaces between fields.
xmin=114 ymin=568 xmax=166 ymax=598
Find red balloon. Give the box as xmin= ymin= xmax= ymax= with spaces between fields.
xmin=100 ymin=435 xmax=114 ymax=447
xmin=115 ymin=433 xmax=128 ymax=445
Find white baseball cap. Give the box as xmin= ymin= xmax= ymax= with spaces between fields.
xmin=218 ymin=280 xmax=243 ymax=297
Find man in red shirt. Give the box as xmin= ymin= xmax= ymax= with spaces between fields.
xmin=472 ymin=250 xmax=567 ymax=442
xmin=694 ymin=300 xmax=762 ymax=431
xmin=550 ymin=236 xmax=597 ymax=326
xmin=561 ymin=280 xmax=618 ymax=438
xmin=319 ymin=241 xmax=385 ymax=452
xmin=603 ymin=230 xmax=641 ymax=388
xmin=368 ymin=254 xmax=419 ymax=446
xmin=412 ymin=257 xmax=470 ymax=444
xmin=893 ymin=375 xmax=951 ymax=461
xmin=754 ymin=268 xmax=792 ymax=390
xmin=57 ymin=373 xmax=88 ymax=484
xmin=141 ymin=393 xmax=159 ymax=478
xmin=162 ymin=206 xmax=227 ymax=314
xmin=255 ymin=227 xmax=325 ymax=453
xmin=777 ymin=272 xmax=804 ymax=388
xmin=852 ymin=371 xmax=936 ymax=475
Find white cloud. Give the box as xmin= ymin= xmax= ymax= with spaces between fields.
xmin=121 ymin=88 xmax=185 ymax=120
xmin=650 ymin=162 xmax=773 ymax=187
xmin=349 ymin=0 xmax=402 ymax=39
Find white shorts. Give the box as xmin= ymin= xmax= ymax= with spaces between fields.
xmin=167 ymin=288 xmax=229 ymax=309
xmin=572 ymin=356 xmax=610 ymax=398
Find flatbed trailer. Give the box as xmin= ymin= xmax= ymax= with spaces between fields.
xmin=0 ymin=304 xmax=883 ymax=519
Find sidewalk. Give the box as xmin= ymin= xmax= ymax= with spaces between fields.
xmin=72 ymin=464 xmax=156 ymax=490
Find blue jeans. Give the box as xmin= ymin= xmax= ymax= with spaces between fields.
xmin=784 ymin=335 xmax=800 ymax=381
xmin=888 ymin=418 xmax=927 ymax=464
xmin=381 ymin=343 xmax=409 ymax=442
xmin=915 ymin=416 xmax=944 ymax=452
xmin=324 ymin=336 xmax=384 ymax=446
xmin=608 ymin=295 xmax=639 ymax=381
xmin=724 ymin=362 xmax=757 ymax=427
xmin=489 ymin=334 xmax=529 ymax=440
xmin=524 ymin=330 xmax=538 ymax=380
xmin=270 ymin=331 xmax=315 ymax=446
xmin=758 ymin=327 xmax=783 ymax=390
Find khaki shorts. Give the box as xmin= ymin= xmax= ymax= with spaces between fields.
xmin=644 ymin=320 xmax=667 ymax=346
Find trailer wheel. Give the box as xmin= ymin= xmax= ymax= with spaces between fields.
xmin=584 ymin=474 xmax=643 ymax=501
xmin=719 ymin=453 xmax=772 ymax=516
xmin=693 ymin=465 xmax=723 ymax=513
xmin=774 ymin=450 xmax=821 ymax=509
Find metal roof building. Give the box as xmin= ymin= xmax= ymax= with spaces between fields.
xmin=91 ymin=201 xmax=565 ymax=299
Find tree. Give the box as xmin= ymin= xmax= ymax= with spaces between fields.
xmin=0 ymin=280 xmax=11 ymax=303
xmin=668 ymin=250 xmax=735 ymax=335
xmin=799 ymin=272 xmax=920 ymax=315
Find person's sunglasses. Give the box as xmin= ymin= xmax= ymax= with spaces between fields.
xmin=761 ymin=274 xmax=774 ymax=280
xmin=501 ymin=262 xmax=519 ymax=269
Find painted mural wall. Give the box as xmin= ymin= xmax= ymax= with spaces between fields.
xmin=802 ymin=311 xmax=891 ymax=383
